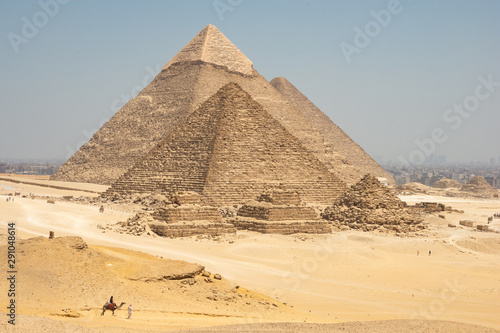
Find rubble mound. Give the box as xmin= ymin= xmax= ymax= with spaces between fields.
xmin=108 ymin=212 xmax=156 ymax=236
xmin=322 ymin=174 xmax=425 ymax=233
xmin=461 ymin=176 xmax=498 ymax=198
xmin=433 ymin=178 xmax=462 ymax=189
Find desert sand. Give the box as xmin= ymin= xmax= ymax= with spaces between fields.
xmin=1 ymin=176 xmax=499 ymax=332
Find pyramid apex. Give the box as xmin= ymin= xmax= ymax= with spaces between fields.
xmin=271 ymin=77 xmax=288 ymax=83
xmin=218 ymin=82 xmax=244 ymax=92
xmin=163 ymin=26 xmax=254 ymax=75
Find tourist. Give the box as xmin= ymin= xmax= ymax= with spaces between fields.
xmin=429 ymin=250 xmax=431 ymax=256
xmin=417 ymin=250 xmax=419 ymax=256
xmin=127 ymin=304 xmax=132 ymax=319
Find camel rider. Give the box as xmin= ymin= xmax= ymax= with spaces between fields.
xmin=109 ymin=296 xmax=115 ymax=307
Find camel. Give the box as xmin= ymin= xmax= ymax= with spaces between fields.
xmin=101 ymin=301 xmax=126 ymax=316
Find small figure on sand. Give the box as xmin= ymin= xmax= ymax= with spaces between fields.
xmin=417 ymin=250 xmax=419 ymax=256
xmin=429 ymin=250 xmax=431 ymax=256
xmin=127 ymin=304 xmax=132 ymax=319
xmin=99 ymin=205 xmax=104 ymax=213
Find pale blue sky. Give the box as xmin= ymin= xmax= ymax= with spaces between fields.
xmin=1 ymin=0 xmax=499 ymax=164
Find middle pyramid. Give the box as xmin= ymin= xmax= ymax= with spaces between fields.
xmin=105 ymin=83 xmax=347 ymax=206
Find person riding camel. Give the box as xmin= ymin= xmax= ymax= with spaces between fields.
xmin=109 ymin=296 xmax=115 ymax=307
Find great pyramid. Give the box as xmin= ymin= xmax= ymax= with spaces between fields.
xmin=52 ymin=25 xmax=383 ymax=186
xmin=104 ymin=83 xmax=346 ymax=206
xmin=270 ymin=77 xmax=394 ymax=185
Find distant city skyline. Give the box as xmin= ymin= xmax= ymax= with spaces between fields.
xmin=1 ymin=0 xmax=499 ymax=164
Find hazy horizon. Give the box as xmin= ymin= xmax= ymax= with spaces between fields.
xmin=1 ymin=0 xmax=499 ymax=164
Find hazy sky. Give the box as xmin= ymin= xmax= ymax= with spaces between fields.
xmin=1 ymin=0 xmax=499 ymax=164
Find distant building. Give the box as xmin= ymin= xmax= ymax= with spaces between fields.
xmin=394 ymin=175 xmax=409 ymax=186
xmin=485 ymin=176 xmax=495 ymax=187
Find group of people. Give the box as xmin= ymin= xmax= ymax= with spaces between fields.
xmin=417 ymin=250 xmax=431 ymax=256
xmin=493 ymin=213 xmax=500 ymax=218
xmin=5 ymin=197 xmax=14 ymax=202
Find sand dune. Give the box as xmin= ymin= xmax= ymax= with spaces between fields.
xmin=1 ymin=177 xmax=500 ymax=332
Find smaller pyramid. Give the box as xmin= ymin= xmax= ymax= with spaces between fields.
xmin=433 ymin=178 xmax=462 ymax=189
xmin=104 ymin=83 xmax=346 ymax=206
xmin=332 ymin=174 xmax=404 ymax=210
xmin=231 ymin=188 xmax=331 ymax=235
xmin=461 ymin=176 xmax=498 ymax=197
xmin=322 ymin=174 xmax=424 ymax=233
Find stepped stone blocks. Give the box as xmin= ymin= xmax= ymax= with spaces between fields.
xmin=153 ymin=205 xmax=222 ymax=224
xmin=231 ymin=189 xmax=331 ymax=235
xmin=149 ymin=222 xmax=236 ymax=238
xmin=322 ymin=174 xmax=425 ymax=233
xmin=53 ymin=24 xmax=379 ymax=186
xmin=256 ymin=188 xmax=301 ymax=206
xmin=172 ymin=191 xmax=203 ymax=205
xmin=232 ymin=220 xmax=331 ymax=235
xmin=237 ymin=204 xmax=317 ymax=221
xmin=270 ymin=77 xmax=395 ymax=186
xmin=149 ymin=192 xmax=235 ymax=238
xmin=104 ymin=83 xmax=346 ymax=206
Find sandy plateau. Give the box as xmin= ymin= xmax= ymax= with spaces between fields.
xmin=1 ymin=175 xmax=499 ymax=332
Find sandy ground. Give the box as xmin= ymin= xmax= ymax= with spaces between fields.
xmin=1 ymin=177 xmax=499 ymax=332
